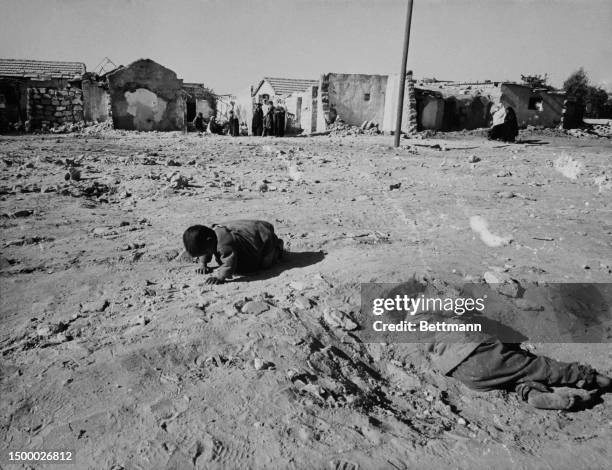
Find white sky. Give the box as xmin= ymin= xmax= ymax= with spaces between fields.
xmin=1 ymin=0 xmax=610 ymax=94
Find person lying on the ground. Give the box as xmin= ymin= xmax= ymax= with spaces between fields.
xmin=182 ymin=220 xmax=284 ymax=285
xmin=488 ymin=103 xmax=519 ymax=142
xmin=386 ymin=281 xmax=611 ymax=410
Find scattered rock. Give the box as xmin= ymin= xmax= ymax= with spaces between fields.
xmin=168 ymin=174 xmax=189 ymax=190
xmin=132 ymin=314 xmax=150 ymax=326
xmin=64 ymin=167 xmax=81 ymax=181
xmin=293 ymin=296 xmax=313 ymax=310
xmin=289 ymin=281 xmax=306 ymax=291
xmin=80 ymin=298 xmax=109 ymax=313
xmin=389 ymin=182 xmax=401 ymax=190
xmin=11 ymin=209 xmax=34 ymax=218
xmin=467 ymin=155 xmax=481 ymax=163
xmin=483 ymin=271 xmax=522 ymax=298
xmin=241 ymin=301 xmax=270 ymax=315
xmin=92 ymin=226 xmax=113 ymax=236
xmin=323 ymin=307 xmax=358 ymax=331
xmin=253 ymin=358 xmax=275 ymax=370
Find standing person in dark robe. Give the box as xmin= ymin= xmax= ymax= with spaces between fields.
xmin=263 ymin=104 xmax=274 ymax=137
xmin=228 ymin=110 xmax=240 ymax=137
xmin=488 ymin=104 xmax=519 ymax=142
xmin=251 ymin=103 xmax=264 ymax=136
xmin=275 ymin=106 xmax=286 ymax=137
xmin=192 ymin=112 xmax=206 ymax=132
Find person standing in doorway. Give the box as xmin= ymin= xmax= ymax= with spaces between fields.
xmin=263 ymin=103 xmax=274 ymax=137
xmin=228 ymin=110 xmax=240 ymax=137
xmin=252 ymin=103 xmax=264 ymax=136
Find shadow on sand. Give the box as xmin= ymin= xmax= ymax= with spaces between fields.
xmin=231 ymin=250 xmax=326 ymax=282
xmin=517 ymin=139 xmax=549 ymax=145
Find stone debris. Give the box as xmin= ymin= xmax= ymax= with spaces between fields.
xmin=252 ymin=358 xmax=275 ymax=370
xmin=132 ymin=314 xmax=150 ymax=326
xmin=80 ymin=298 xmax=110 ymax=313
xmin=165 ymin=172 xmax=190 ymax=190
xmin=328 ymin=117 xmax=380 ymax=137
xmin=483 ymin=270 xmax=522 ymax=298
xmin=467 ymin=154 xmax=481 ymax=163
xmin=64 ymin=167 xmax=81 ymax=181
xmin=293 ymin=296 xmax=313 ymax=310
xmin=323 ymin=307 xmax=358 ymax=331
xmin=241 ymin=300 xmax=270 ymax=315
xmin=3 ymin=209 xmax=34 ymax=218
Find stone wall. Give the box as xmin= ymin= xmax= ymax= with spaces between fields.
xmin=382 ymin=73 xmax=418 ymax=134
xmin=107 ymin=59 xmax=185 ymax=131
xmin=26 ymin=85 xmax=83 ymax=130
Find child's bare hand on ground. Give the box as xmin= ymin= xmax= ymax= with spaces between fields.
xmin=195 ymin=266 xmax=214 ymax=274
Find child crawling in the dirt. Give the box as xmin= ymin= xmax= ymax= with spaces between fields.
xmin=183 ymin=219 xmax=284 ymax=284
xmin=386 ymin=281 xmax=611 ymax=410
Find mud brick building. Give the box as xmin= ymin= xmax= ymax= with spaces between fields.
xmin=183 ymin=82 xmax=216 ymax=128
xmin=317 ymin=72 xmax=418 ymax=135
xmin=236 ymin=77 xmax=319 ymax=134
xmin=106 ymin=59 xmax=186 ymax=131
xmin=0 ymin=58 xmax=86 ymax=130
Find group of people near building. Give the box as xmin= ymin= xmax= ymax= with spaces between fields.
xmin=192 ymin=110 xmax=241 ymax=136
xmin=251 ymin=101 xmax=286 ymax=137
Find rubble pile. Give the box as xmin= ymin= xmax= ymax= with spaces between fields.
xmin=587 ymin=122 xmax=612 ymax=138
xmin=328 ymin=118 xmax=383 ymax=137
xmin=80 ymin=120 xmax=114 ymax=135
xmin=49 ymin=121 xmax=88 ymax=134
xmin=327 ymin=118 xmax=363 ymax=137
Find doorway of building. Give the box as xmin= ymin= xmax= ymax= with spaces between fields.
xmin=186 ymin=100 xmax=196 ymax=123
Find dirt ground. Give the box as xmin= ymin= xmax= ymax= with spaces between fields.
xmin=1 ymin=128 xmax=611 ymax=470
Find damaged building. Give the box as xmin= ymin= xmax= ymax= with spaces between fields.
xmin=183 ymin=82 xmax=216 ymax=127
xmin=315 ymin=72 xmax=417 ymax=134
xmin=311 ymin=73 xmax=580 ymax=134
xmin=0 ymin=58 xmax=86 ymax=131
xmin=106 ymin=59 xmax=186 ymax=131
xmin=235 ymin=77 xmax=319 ymax=134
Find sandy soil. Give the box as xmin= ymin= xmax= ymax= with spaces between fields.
xmin=1 ymin=129 xmax=611 ymax=470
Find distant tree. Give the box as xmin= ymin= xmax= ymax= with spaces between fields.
xmin=202 ymin=87 xmax=218 ymax=117
xmin=521 ymin=73 xmax=550 ymax=89
xmin=563 ymin=67 xmax=590 ymax=103
xmin=586 ymin=86 xmax=609 ymax=118
xmin=563 ymin=67 xmax=610 ymax=117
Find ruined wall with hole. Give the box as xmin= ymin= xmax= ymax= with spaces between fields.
xmin=500 ymin=83 xmax=564 ymax=128
xmin=107 ymin=59 xmax=185 ymax=131
xmin=26 ymin=84 xmax=83 ymax=130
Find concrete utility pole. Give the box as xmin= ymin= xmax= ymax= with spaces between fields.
xmin=394 ymin=0 xmax=415 ymax=147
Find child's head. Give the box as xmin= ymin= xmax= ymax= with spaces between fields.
xmin=183 ymin=225 xmax=217 ymax=257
